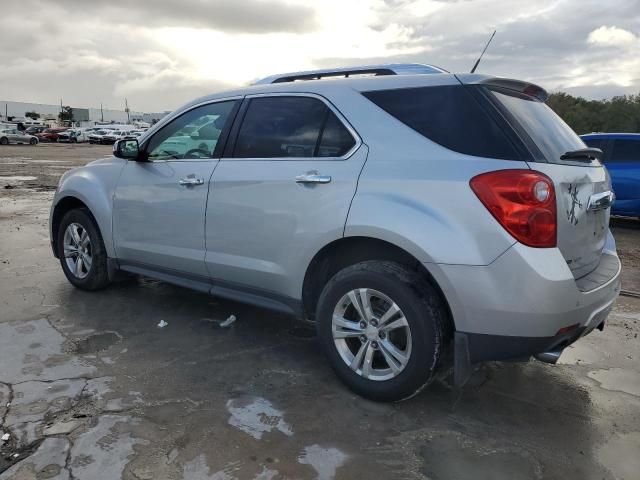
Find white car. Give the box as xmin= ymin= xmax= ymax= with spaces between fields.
xmin=0 ymin=128 xmax=39 ymax=145
xmin=88 ymin=130 xmax=113 ymax=144
xmin=57 ymin=129 xmax=91 ymax=143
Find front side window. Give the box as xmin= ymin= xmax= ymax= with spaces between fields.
xmin=146 ymin=100 xmax=237 ymax=161
xmin=233 ymin=96 xmax=356 ymax=158
xmin=610 ymin=139 xmax=640 ymax=162
xmin=363 ymin=85 xmax=522 ymax=160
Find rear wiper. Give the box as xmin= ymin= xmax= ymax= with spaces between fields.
xmin=560 ymin=148 xmax=602 ymax=162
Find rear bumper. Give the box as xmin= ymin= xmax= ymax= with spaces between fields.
xmin=429 ymin=232 xmax=621 ymax=361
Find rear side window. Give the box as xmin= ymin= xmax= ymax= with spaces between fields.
xmin=234 ymin=96 xmax=355 ymax=158
xmin=610 ymin=139 xmax=640 ymax=162
xmin=583 ymin=138 xmax=605 ymax=150
xmin=362 ymin=85 xmax=522 ymax=160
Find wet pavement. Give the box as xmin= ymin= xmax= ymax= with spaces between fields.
xmin=1 ymin=144 xmax=639 ymax=480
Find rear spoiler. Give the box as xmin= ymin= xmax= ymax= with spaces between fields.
xmin=455 ymin=74 xmax=549 ymax=102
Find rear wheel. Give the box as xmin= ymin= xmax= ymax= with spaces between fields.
xmin=30 ymin=138 xmax=37 ymax=145
xmin=316 ymin=260 xmax=448 ymax=402
xmin=0 ymin=137 xmax=8 ymax=145
xmin=57 ymin=208 xmax=110 ymax=290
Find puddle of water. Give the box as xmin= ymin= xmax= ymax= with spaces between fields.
xmin=226 ymin=396 xmax=292 ymax=440
xmin=588 ymin=367 xmax=640 ymax=396
xmin=298 ymin=444 xmax=348 ymax=480
xmin=597 ymin=431 xmax=640 ymax=480
xmin=0 ymin=176 xmax=37 ymax=182
xmin=71 ymin=332 xmax=121 ymax=355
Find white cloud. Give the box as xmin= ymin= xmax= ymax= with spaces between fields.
xmin=587 ymin=25 xmax=637 ymax=47
xmin=1 ymin=1 xmax=639 ymax=111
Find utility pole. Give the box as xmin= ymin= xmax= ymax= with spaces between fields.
xmin=100 ymin=103 xmax=104 ymax=122
xmin=124 ymin=98 xmax=130 ymax=124
xmin=60 ymin=98 xmax=63 ymax=126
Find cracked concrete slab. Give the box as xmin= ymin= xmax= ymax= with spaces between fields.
xmin=0 ymin=437 xmax=70 ymax=480
xmin=0 ymin=319 xmax=95 ymax=383
xmin=6 ymin=378 xmax=86 ymax=426
xmin=69 ymin=415 xmax=147 ymax=479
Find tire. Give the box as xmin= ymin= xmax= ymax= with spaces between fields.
xmin=57 ymin=208 xmax=110 ymax=291
xmin=30 ymin=138 xmax=37 ymax=145
xmin=316 ymin=260 xmax=448 ymax=402
xmin=0 ymin=137 xmax=8 ymax=145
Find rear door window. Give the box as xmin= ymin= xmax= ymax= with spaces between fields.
xmin=233 ymin=96 xmax=355 ymax=158
xmin=362 ymin=85 xmax=523 ymax=160
xmin=610 ymin=139 xmax=640 ymax=162
xmin=488 ymin=87 xmax=590 ymax=165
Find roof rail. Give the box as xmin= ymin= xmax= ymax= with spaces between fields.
xmin=253 ymin=63 xmax=448 ymax=85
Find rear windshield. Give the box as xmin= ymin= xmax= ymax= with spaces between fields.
xmin=362 ymin=85 xmax=522 ymax=160
xmin=488 ymin=88 xmax=589 ymax=165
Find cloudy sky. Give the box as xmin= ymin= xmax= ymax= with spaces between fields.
xmin=2 ymin=0 xmax=639 ymax=112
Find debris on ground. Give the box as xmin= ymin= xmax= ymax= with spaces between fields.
xmin=157 ymin=320 xmax=168 ymax=328
xmin=3 ymin=184 xmax=14 ymax=189
xmin=218 ymin=315 xmax=237 ymax=328
xmin=1 ymin=433 xmax=9 ymax=442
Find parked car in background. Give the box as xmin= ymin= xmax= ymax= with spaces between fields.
xmin=0 ymin=128 xmax=39 ymax=145
xmin=26 ymin=126 xmax=48 ymax=135
xmin=100 ymin=130 xmax=130 ymax=145
xmin=58 ymin=129 xmax=91 ymax=143
xmin=581 ymin=133 xmax=640 ymax=218
xmin=88 ymin=129 xmax=114 ymax=144
xmin=36 ymin=127 xmax=69 ymax=142
xmin=50 ymin=64 xmax=620 ymax=401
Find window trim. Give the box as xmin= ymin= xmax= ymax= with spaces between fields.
xmin=139 ymin=96 xmax=243 ymax=163
xmin=224 ymin=92 xmax=361 ymax=161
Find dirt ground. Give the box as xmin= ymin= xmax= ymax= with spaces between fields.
xmin=1 ymin=143 xmax=639 ymax=480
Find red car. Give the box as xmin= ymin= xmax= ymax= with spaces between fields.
xmin=35 ymin=127 xmax=69 ymax=142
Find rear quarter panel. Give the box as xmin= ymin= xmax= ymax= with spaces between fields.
xmin=340 ymin=90 xmax=524 ymax=266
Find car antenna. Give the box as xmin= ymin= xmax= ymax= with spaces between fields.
xmin=470 ymin=30 xmax=496 ymax=73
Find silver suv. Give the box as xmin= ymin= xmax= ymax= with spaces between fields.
xmin=50 ymin=64 xmax=621 ymax=401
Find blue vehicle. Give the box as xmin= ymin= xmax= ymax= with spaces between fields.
xmin=581 ymin=133 xmax=640 ymax=217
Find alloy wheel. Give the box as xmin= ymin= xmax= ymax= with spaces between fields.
xmin=332 ymin=288 xmax=412 ymax=381
xmin=63 ymin=223 xmax=92 ymax=279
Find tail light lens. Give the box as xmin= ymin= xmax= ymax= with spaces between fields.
xmin=470 ymin=169 xmax=557 ymax=248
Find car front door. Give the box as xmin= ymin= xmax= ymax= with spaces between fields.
xmin=113 ymin=99 xmax=239 ymax=281
xmin=205 ymin=94 xmax=367 ymax=301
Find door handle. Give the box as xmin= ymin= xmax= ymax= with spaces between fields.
xmin=295 ymin=172 xmax=332 ymax=184
xmin=587 ymin=191 xmax=614 ymax=211
xmin=178 ymin=176 xmax=205 ymax=186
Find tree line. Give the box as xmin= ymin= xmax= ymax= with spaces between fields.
xmin=547 ymin=91 xmax=640 ymax=134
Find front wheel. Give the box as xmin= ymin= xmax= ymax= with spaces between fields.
xmin=57 ymin=208 xmax=110 ymax=290
xmin=316 ymin=261 xmax=448 ymax=402
xmin=0 ymin=137 xmax=8 ymax=145
xmin=30 ymin=138 xmax=37 ymax=145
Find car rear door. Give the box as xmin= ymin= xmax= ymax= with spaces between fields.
xmin=487 ymin=87 xmax=613 ymax=278
xmin=205 ymin=93 xmax=367 ymax=300
xmin=112 ymin=99 xmax=239 ymax=280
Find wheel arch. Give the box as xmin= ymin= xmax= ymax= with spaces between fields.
xmin=302 ymin=236 xmax=455 ymax=331
xmin=51 ymin=196 xmax=94 ymax=258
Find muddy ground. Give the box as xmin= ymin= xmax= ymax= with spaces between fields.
xmin=1 ymin=143 xmax=639 ymax=480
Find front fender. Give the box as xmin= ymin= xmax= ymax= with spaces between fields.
xmin=51 ymin=158 xmax=126 ymax=257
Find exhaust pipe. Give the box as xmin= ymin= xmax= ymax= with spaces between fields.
xmin=534 ymin=350 xmax=563 ymax=364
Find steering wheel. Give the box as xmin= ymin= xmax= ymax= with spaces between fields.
xmin=183 ymin=148 xmax=210 ymax=159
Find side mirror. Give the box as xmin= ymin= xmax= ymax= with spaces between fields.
xmin=113 ymin=139 xmax=140 ymax=160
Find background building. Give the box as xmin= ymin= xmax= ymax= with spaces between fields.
xmin=0 ymin=100 xmax=167 ymax=127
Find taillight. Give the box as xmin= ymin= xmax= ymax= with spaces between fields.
xmin=470 ymin=169 xmax=557 ymax=248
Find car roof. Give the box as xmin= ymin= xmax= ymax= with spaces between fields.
xmin=580 ymin=133 xmax=640 ymax=140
